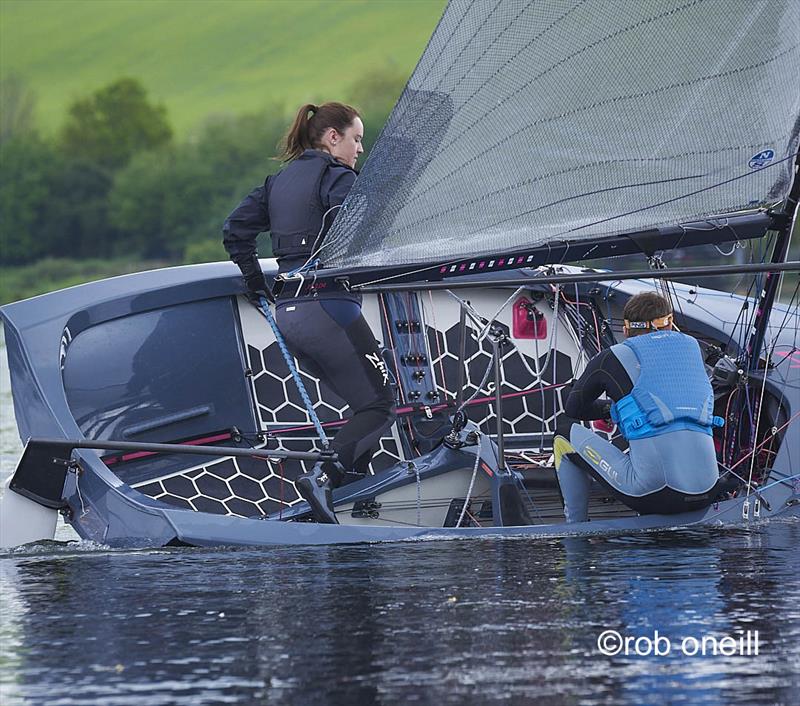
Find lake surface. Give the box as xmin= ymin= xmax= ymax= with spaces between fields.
xmin=1 ymin=335 xmax=798 ymax=706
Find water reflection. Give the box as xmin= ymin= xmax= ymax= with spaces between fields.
xmin=1 ymin=521 xmax=798 ymax=705
xmin=2 ymin=337 xmax=798 ymax=704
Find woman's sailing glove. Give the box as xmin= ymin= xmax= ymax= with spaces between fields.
xmin=237 ymin=255 xmax=275 ymax=305
xmin=244 ymin=270 xmax=275 ymax=306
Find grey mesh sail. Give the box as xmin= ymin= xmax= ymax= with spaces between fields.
xmin=324 ymin=0 xmax=800 ymax=273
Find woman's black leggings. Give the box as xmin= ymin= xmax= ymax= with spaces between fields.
xmin=276 ymin=298 xmax=396 ymax=471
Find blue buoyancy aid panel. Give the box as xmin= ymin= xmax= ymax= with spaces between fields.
xmin=611 ymin=331 xmax=724 ymax=439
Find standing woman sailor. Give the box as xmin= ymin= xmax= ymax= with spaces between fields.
xmin=223 ymin=103 xmax=396 ymax=524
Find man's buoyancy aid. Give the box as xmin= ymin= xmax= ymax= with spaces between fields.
xmin=267 ymin=150 xmax=355 ymax=263
xmin=610 ymin=330 xmax=724 ymax=440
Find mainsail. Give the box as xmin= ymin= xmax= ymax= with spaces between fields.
xmin=324 ymin=0 xmax=800 ymax=272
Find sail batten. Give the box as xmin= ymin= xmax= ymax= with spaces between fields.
xmin=324 ymin=0 xmax=800 ymax=271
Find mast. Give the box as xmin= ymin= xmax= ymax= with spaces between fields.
xmin=745 ymin=151 xmax=800 ymax=370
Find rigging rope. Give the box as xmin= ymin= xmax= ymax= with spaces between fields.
xmin=425 ymin=289 xmax=450 ymax=399
xmin=456 ymin=437 xmax=482 ymax=528
xmin=255 ymin=298 xmax=331 ymax=449
xmin=722 ymin=267 xmax=799 ymax=488
xmin=261 ymin=381 xmax=570 ymax=438
xmin=746 ymin=342 xmax=783 ymax=499
xmin=414 ymin=463 xmax=422 ymax=526
xmin=719 ymin=408 xmax=800 ymax=475
xmin=756 ymin=472 xmax=800 ymax=494
xmin=445 ymin=281 xmax=562 ymax=391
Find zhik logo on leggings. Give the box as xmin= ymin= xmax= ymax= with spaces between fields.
xmin=365 ymin=352 xmax=389 ymax=386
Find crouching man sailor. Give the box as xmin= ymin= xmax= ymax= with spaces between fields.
xmin=555 ymin=292 xmax=722 ymax=522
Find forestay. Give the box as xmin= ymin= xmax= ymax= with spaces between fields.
xmin=324 ymin=0 xmax=800 ymax=272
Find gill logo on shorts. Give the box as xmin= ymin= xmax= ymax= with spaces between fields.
xmin=365 ymin=352 xmax=389 ymax=386
xmin=583 ymin=446 xmax=618 ymax=482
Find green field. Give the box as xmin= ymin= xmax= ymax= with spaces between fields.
xmin=0 ymin=0 xmax=446 ymax=136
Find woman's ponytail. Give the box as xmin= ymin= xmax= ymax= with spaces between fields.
xmin=279 ymin=103 xmax=318 ymax=162
xmin=277 ymin=102 xmax=359 ymax=162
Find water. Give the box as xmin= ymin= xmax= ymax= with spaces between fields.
xmin=1 ymin=335 xmax=799 ymax=705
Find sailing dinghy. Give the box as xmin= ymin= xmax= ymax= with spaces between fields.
xmin=1 ymin=0 xmax=799 ymax=547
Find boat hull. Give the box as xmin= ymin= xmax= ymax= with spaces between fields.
xmin=59 ymin=461 xmax=799 ymax=547
xmin=2 ymin=260 xmax=798 ymax=547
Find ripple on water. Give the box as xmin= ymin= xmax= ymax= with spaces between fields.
xmin=1 ymin=337 xmax=799 ymax=704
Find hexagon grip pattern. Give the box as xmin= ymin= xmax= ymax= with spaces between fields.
xmin=426 ymin=322 xmax=573 ymax=439
xmin=132 ymin=332 xmax=403 ymax=517
xmin=131 ymin=431 xmax=404 ymax=517
xmin=250 ymin=339 xmax=404 ymax=469
xmin=133 ymin=453 xmax=300 ymax=517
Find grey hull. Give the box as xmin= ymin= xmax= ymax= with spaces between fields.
xmin=2 ymin=259 xmax=798 ymax=548
xmin=61 ymin=462 xmax=798 ymax=548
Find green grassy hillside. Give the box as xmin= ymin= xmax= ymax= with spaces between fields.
xmin=0 ymin=0 xmax=446 ymax=136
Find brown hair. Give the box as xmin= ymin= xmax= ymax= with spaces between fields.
xmin=278 ymin=102 xmax=360 ymax=162
xmin=623 ymin=292 xmax=673 ymax=336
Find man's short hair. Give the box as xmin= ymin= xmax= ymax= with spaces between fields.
xmin=623 ymin=292 xmax=673 ymax=335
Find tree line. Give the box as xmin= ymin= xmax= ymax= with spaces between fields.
xmin=0 ymin=71 xmax=405 ymax=268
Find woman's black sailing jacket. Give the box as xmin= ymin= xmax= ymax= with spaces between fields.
xmin=223 ymin=149 xmax=357 ymax=278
